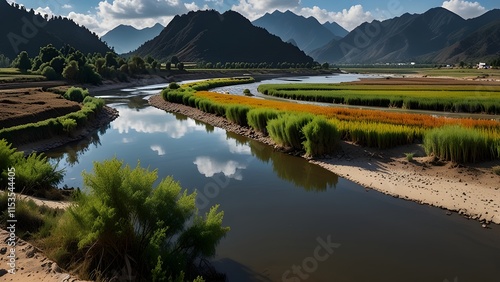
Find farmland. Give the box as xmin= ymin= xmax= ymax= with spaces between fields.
xmin=257 ymin=81 xmax=500 ymax=114
xmin=161 ymin=78 xmax=500 ymax=161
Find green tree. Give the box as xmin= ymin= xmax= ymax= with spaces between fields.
xmin=62 ymin=60 xmax=79 ymax=80
xmin=52 ymin=158 xmax=229 ymax=280
xmin=49 ymin=56 xmax=65 ymax=75
xmin=165 ymin=61 xmax=171 ymax=71
xmin=14 ymin=51 xmax=32 ymax=72
xmin=322 ymin=62 xmax=329 ymax=69
xmin=105 ymin=52 xmax=118 ymax=68
xmin=459 ymin=61 xmax=466 ymax=68
xmin=177 ymin=62 xmax=185 ymax=71
xmin=39 ymin=44 xmax=61 ymax=63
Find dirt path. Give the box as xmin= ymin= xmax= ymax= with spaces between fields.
xmin=0 ymin=229 xmax=88 ymax=282
xmin=149 ymin=95 xmax=500 ymax=225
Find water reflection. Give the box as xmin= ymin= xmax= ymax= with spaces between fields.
xmin=113 ymin=107 xmax=206 ymax=138
xmin=150 ymin=145 xmax=166 ymax=156
xmin=46 ymin=125 xmax=108 ymax=166
xmin=225 ymin=130 xmax=338 ymax=191
xmin=194 ymin=156 xmax=246 ymax=180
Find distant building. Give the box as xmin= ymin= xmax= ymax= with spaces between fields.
xmin=477 ymin=62 xmax=490 ymax=69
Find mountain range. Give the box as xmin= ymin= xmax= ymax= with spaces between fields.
xmin=133 ymin=10 xmax=313 ymax=64
xmin=252 ymin=10 xmax=347 ymax=54
xmin=101 ymin=23 xmax=164 ymax=54
xmin=310 ymin=7 xmax=500 ymax=64
xmin=0 ymin=0 xmax=111 ymax=59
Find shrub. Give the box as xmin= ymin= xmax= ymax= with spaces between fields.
xmin=50 ymin=158 xmax=229 ymax=280
xmin=60 ymin=118 xmax=77 ymax=133
xmin=226 ymin=105 xmax=251 ymax=126
xmin=169 ymin=82 xmax=180 ymax=89
xmin=14 ymin=153 xmax=64 ymax=195
xmin=42 ymin=66 xmax=58 ymax=80
xmin=247 ymin=108 xmax=281 ymax=134
xmin=423 ymin=125 xmax=495 ymax=163
xmin=0 ymin=139 xmax=23 ymax=185
xmin=64 ymin=87 xmax=89 ymax=103
xmin=302 ymin=117 xmax=340 ymax=157
xmin=267 ymin=114 xmax=313 ymax=149
xmin=405 ymin=152 xmax=414 ymax=162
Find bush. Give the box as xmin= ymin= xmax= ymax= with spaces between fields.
xmin=64 ymin=87 xmax=89 ymax=103
xmin=41 ymin=66 xmax=58 ymax=80
xmin=14 ymin=153 xmax=64 ymax=195
xmin=302 ymin=117 xmax=340 ymax=157
xmin=169 ymin=82 xmax=180 ymax=89
xmin=247 ymin=108 xmax=281 ymax=134
xmin=226 ymin=105 xmax=251 ymax=126
xmin=50 ymin=158 xmax=229 ymax=280
xmin=0 ymin=139 xmax=23 ymax=185
xmin=423 ymin=125 xmax=496 ymax=163
xmin=267 ymin=114 xmax=313 ymax=149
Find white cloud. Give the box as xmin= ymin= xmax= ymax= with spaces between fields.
xmin=62 ymin=4 xmax=72 ymax=9
xmin=35 ymin=6 xmax=54 ymax=17
xmin=442 ymin=0 xmax=486 ymax=19
xmin=295 ymin=5 xmax=373 ymax=31
xmin=150 ymin=145 xmax=166 ymax=156
xmin=193 ymin=157 xmax=246 ymax=180
xmin=232 ymin=0 xmax=300 ymax=21
xmin=97 ymin=0 xmax=188 ymax=19
xmin=185 ymin=2 xmax=200 ymax=11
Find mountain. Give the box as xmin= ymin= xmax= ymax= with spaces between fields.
xmin=133 ymin=10 xmax=313 ymax=64
xmin=0 ymin=0 xmax=111 ymax=59
xmin=323 ymin=21 xmax=349 ymax=38
xmin=311 ymin=7 xmax=469 ymax=63
xmin=101 ymin=23 xmax=164 ymax=54
xmin=424 ymin=9 xmax=500 ymax=63
xmin=253 ymin=10 xmax=340 ymax=54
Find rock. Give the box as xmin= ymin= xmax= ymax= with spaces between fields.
xmin=482 ymin=224 xmax=487 ymax=228
xmin=26 ymin=248 xmax=36 ymax=258
xmin=0 ymin=269 xmax=8 ymax=277
xmin=446 ymin=211 xmax=452 ymax=216
xmin=51 ymin=263 xmax=62 ymax=273
xmin=0 ymin=247 xmax=7 ymax=255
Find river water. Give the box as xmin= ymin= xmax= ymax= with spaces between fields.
xmin=46 ymin=75 xmax=500 ymax=281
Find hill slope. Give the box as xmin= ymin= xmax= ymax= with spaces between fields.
xmin=0 ymin=0 xmax=111 ymax=59
xmin=133 ymin=10 xmax=313 ymax=64
xmin=322 ymin=21 xmax=349 ymax=38
xmin=252 ymin=10 xmax=339 ymax=54
xmin=101 ymin=23 xmax=164 ymax=54
xmin=311 ymin=7 xmax=468 ymax=63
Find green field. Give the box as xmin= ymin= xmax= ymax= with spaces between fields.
xmin=342 ymin=67 xmax=500 ymax=78
xmin=258 ymin=84 xmax=500 ymax=114
xmin=0 ymin=68 xmax=45 ymax=82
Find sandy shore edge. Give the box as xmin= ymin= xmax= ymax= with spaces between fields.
xmin=149 ymin=95 xmax=500 ymax=225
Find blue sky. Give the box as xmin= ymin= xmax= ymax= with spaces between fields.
xmin=8 ymin=0 xmax=499 ymax=35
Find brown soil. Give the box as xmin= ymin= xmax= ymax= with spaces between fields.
xmin=0 ymin=229 xmax=88 ymax=282
xmin=0 ymin=88 xmax=81 ymax=128
xmin=149 ymin=95 xmax=500 ymax=225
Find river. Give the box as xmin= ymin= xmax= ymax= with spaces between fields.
xmin=46 ymin=76 xmax=500 ymax=281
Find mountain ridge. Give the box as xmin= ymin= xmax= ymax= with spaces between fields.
xmin=101 ymin=23 xmax=164 ymax=54
xmin=133 ymin=10 xmax=313 ymax=64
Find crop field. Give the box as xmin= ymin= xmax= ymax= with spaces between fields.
xmin=161 ymin=78 xmax=500 ymax=161
xmin=258 ymin=83 xmax=500 ymax=114
xmin=342 ymin=67 xmax=500 ymax=79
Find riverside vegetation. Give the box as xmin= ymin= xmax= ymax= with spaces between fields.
xmin=257 ymin=83 xmax=500 ymax=114
xmin=0 ymin=87 xmax=105 ymax=145
xmin=0 ymin=140 xmax=229 ymax=281
xmin=161 ymin=78 xmax=500 ymax=162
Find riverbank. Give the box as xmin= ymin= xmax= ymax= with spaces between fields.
xmin=149 ymin=95 xmax=500 ymax=225
xmin=16 ymin=106 xmax=119 ymax=154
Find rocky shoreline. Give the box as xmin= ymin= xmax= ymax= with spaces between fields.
xmin=148 ymin=95 xmax=500 ymax=225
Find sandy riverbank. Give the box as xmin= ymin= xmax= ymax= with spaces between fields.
xmin=149 ymin=95 xmax=500 ymax=225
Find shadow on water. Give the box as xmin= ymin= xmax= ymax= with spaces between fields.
xmin=45 ymin=124 xmax=109 ymax=166
xmin=225 ymin=131 xmax=338 ymax=191
xmin=211 ymin=258 xmax=272 ymax=282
